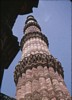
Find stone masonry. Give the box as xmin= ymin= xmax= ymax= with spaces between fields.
xmin=14 ymin=15 xmax=71 ymax=100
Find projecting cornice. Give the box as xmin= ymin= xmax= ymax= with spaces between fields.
xmin=14 ymin=53 xmax=64 ymax=85
xmin=20 ymin=31 xmax=49 ymax=50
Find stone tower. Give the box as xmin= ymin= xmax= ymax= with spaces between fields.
xmin=14 ymin=15 xmax=71 ymax=100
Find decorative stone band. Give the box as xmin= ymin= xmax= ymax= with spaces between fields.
xmin=24 ymin=22 xmax=41 ymax=32
xmin=25 ymin=17 xmax=37 ymax=24
xmin=20 ymin=31 xmax=49 ymax=50
xmin=14 ymin=53 xmax=64 ymax=85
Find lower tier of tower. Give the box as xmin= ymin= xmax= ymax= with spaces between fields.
xmin=16 ymin=66 xmax=70 ymax=100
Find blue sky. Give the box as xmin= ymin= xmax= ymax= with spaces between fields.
xmin=1 ymin=0 xmax=71 ymax=97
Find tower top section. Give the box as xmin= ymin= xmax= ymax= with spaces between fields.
xmin=21 ymin=15 xmax=49 ymax=50
xmin=24 ymin=15 xmax=41 ymax=33
xmin=27 ymin=15 xmax=34 ymax=19
xmin=25 ymin=15 xmax=37 ymax=24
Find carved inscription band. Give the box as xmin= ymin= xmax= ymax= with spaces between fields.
xmin=20 ymin=32 xmax=49 ymax=50
xmin=14 ymin=53 xmax=64 ymax=85
xmin=24 ymin=22 xmax=41 ymax=32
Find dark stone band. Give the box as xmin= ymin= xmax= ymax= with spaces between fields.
xmin=20 ymin=31 xmax=49 ymax=50
xmin=24 ymin=22 xmax=41 ymax=32
xmin=14 ymin=53 xmax=64 ymax=85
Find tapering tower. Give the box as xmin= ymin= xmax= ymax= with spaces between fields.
xmin=14 ymin=15 xmax=71 ymax=100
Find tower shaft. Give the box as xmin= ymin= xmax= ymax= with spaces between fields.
xmin=14 ymin=15 xmax=71 ymax=100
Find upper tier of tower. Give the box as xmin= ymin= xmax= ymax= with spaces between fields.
xmin=25 ymin=15 xmax=37 ymax=24
xmin=24 ymin=15 xmax=41 ymax=34
xmin=21 ymin=15 xmax=49 ymax=51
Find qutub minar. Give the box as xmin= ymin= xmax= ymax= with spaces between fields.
xmin=14 ymin=15 xmax=71 ymax=100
